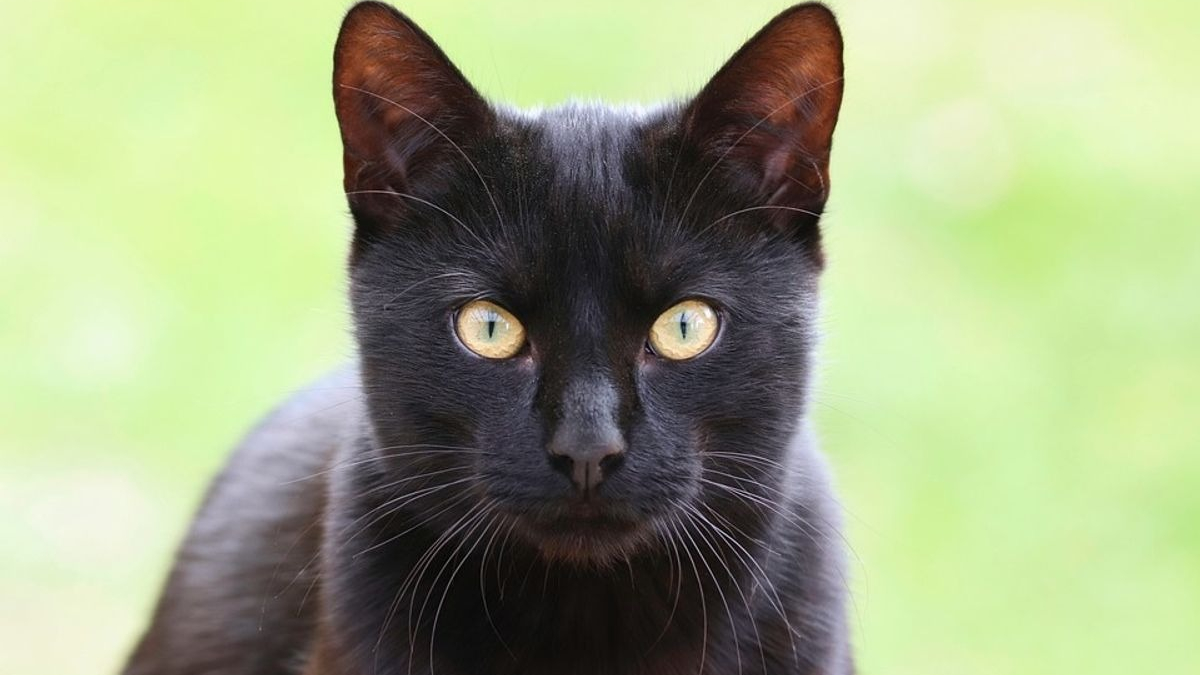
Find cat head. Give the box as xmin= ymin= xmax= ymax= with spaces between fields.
xmin=333 ymin=1 xmax=843 ymax=565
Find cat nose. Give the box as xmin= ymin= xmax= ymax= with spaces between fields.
xmin=546 ymin=374 xmax=626 ymax=495
xmin=547 ymin=434 xmax=626 ymax=495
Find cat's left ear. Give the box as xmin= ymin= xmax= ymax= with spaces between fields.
xmin=684 ymin=3 xmax=844 ymax=232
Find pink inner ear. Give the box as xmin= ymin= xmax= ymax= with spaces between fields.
xmin=764 ymin=144 xmax=791 ymax=185
xmin=763 ymin=144 xmax=804 ymax=204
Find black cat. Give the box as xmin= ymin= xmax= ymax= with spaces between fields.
xmin=124 ymin=2 xmax=851 ymax=673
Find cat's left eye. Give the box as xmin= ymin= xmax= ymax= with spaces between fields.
xmin=648 ymin=299 xmax=720 ymax=361
xmin=455 ymin=300 xmax=526 ymax=359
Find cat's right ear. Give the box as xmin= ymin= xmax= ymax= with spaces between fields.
xmin=333 ymin=2 xmax=491 ymax=234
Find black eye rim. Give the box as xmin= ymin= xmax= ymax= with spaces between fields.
xmin=644 ymin=297 xmax=724 ymax=362
xmin=451 ymin=298 xmax=529 ymax=361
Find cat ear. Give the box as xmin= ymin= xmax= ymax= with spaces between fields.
xmin=333 ymin=2 xmax=491 ymax=224
xmin=683 ymin=3 xmax=844 ymax=232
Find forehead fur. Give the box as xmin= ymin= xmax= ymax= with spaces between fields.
xmin=521 ymin=102 xmax=657 ymax=194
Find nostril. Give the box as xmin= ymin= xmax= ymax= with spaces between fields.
xmin=598 ymin=451 xmax=624 ymax=475
xmin=548 ymin=453 xmax=574 ymax=478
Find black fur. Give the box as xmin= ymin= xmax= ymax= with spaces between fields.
xmin=125 ymin=3 xmax=852 ymax=674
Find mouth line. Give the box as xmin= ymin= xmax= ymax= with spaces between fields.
xmin=526 ymin=507 xmax=641 ymax=537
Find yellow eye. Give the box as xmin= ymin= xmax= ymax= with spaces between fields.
xmin=648 ymin=299 xmax=719 ymax=361
xmin=456 ymin=300 xmax=526 ymax=359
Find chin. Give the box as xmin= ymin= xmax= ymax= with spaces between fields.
xmin=511 ymin=502 xmax=663 ymax=567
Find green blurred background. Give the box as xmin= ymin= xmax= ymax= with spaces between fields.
xmin=2 ymin=0 xmax=1198 ymax=673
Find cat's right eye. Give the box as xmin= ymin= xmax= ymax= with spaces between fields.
xmin=455 ymin=300 xmax=526 ymax=359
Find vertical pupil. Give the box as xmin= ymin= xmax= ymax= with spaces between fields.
xmin=679 ymin=312 xmax=689 ymax=340
xmin=486 ymin=314 xmax=497 ymax=339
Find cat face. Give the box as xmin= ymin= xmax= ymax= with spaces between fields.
xmin=334 ymin=2 xmax=843 ymax=565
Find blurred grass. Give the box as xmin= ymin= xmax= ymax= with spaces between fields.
xmin=1 ymin=0 xmax=1198 ymax=673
